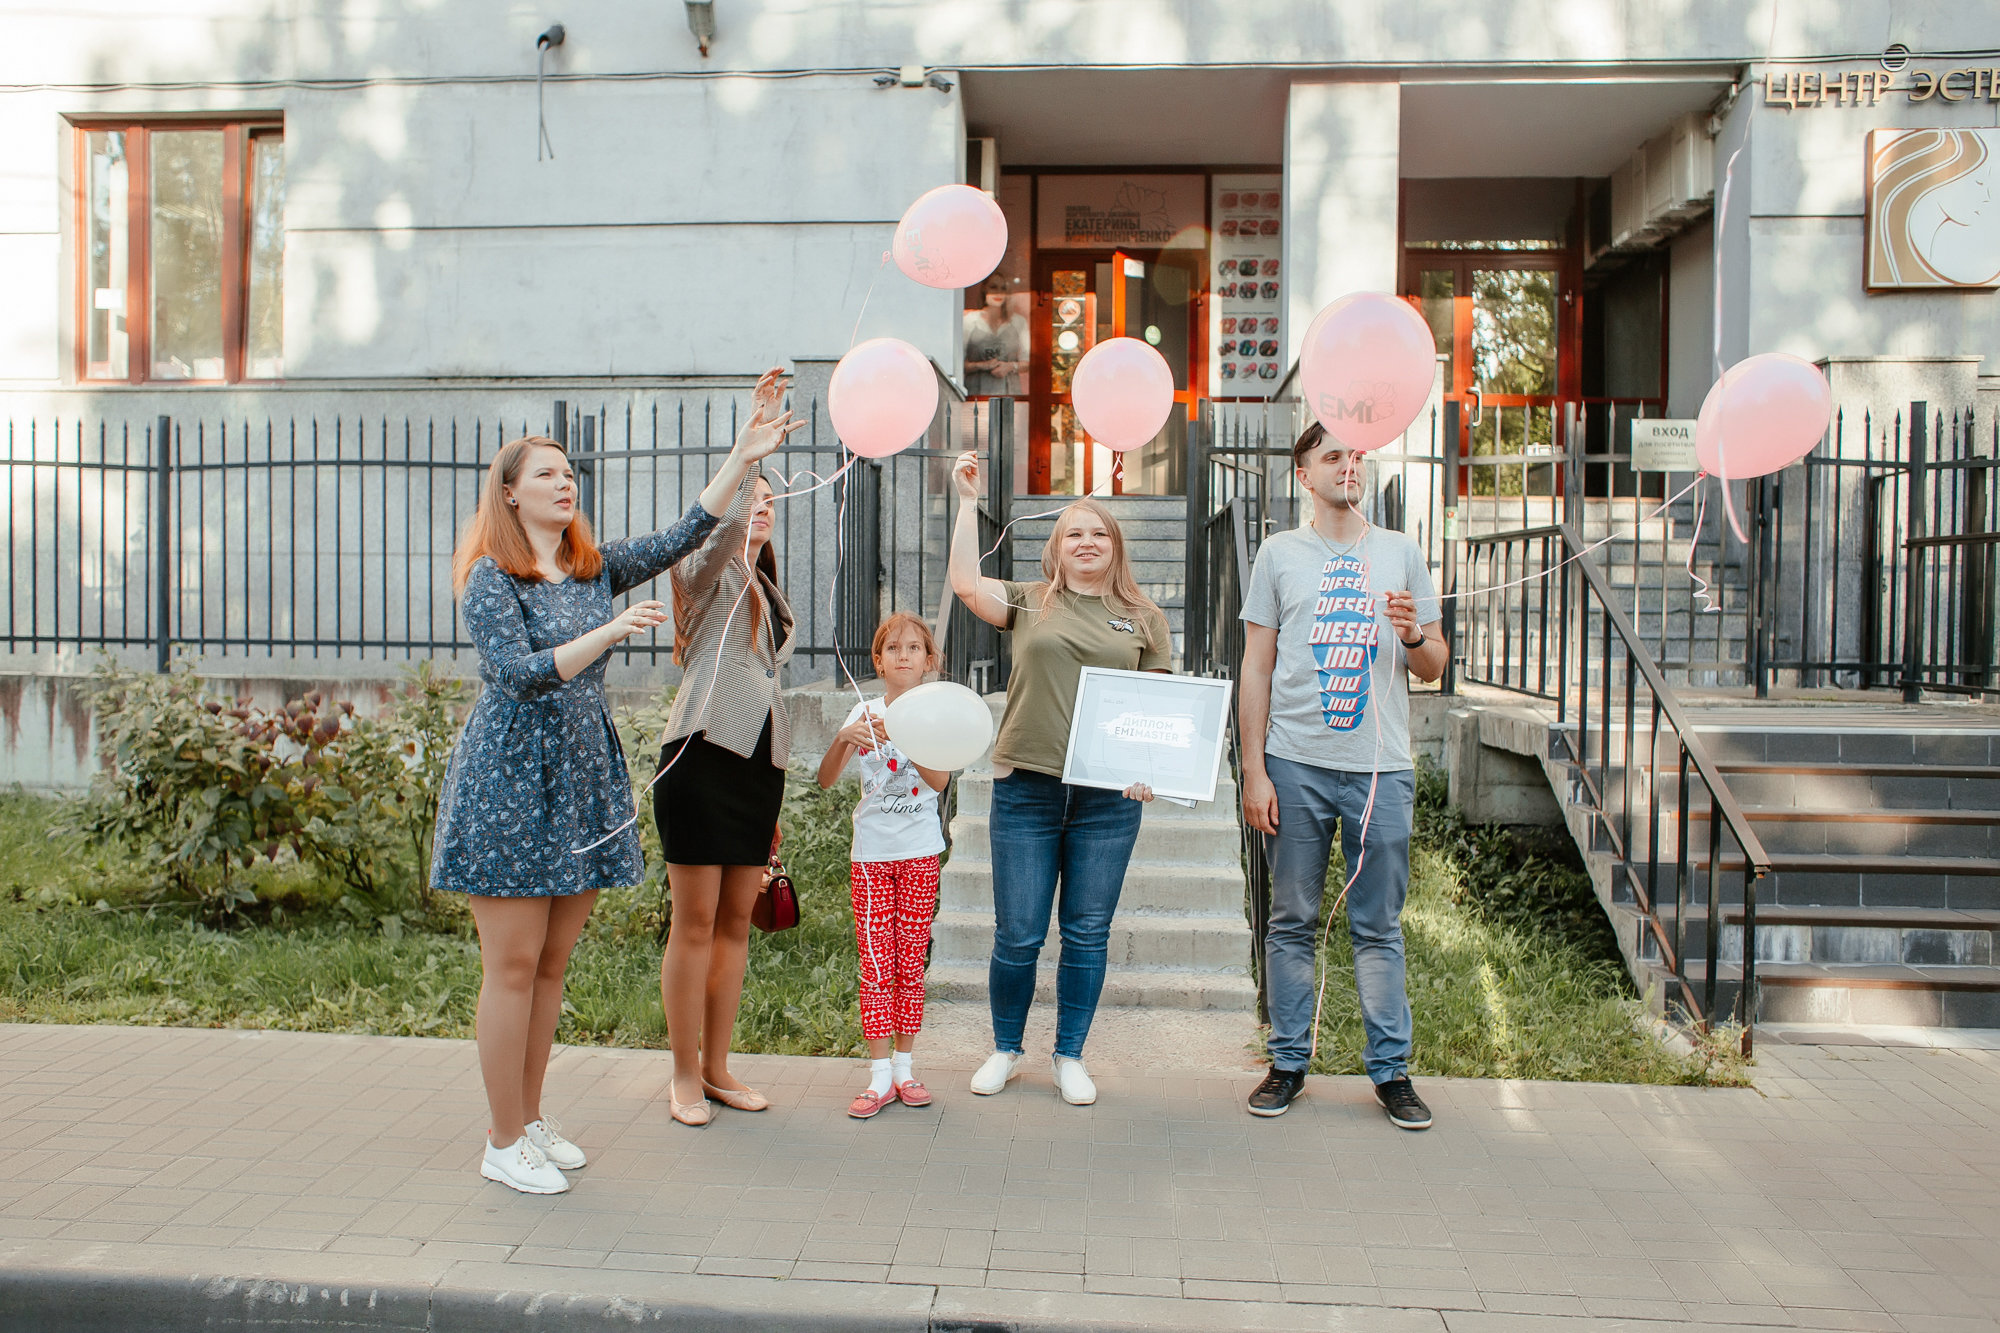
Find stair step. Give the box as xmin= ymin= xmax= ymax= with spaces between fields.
xmin=1720 ymin=904 xmax=2000 ymax=928
xmin=1677 ymin=905 xmax=1997 ymax=967
xmin=1694 ymin=852 xmax=2000 ymax=877
xmin=931 ymin=908 xmax=1252 ymax=972
xmin=926 ymin=962 xmax=1259 ymax=1012
xmin=954 ymin=770 xmax=1239 ymax=820
xmin=947 ymin=814 xmax=1242 ymax=868
xmin=1715 ymin=761 xmax=2000 ymax=781
xmin=940 ymin=859 xmax=1246 ymax=916
xmin=1674 ymin=960 xmax=2000 ymax=1027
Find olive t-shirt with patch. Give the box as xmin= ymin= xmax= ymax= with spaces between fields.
xmin=993 ymin=580 xmax=1172 ymax=778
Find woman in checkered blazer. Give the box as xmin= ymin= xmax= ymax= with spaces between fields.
xmin=651 ymin=438 xmax=797 ymax=1127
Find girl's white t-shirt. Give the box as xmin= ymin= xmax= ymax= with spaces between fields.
xmin=840 ymin=699 xmax=947 ymax=863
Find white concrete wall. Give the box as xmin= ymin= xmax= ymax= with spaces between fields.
xmin=1282 ymin=81 xmax=1402 ymax=363
xmin=1746 ymin=64 xmax=2000 ymax=382
xmin=12 ymin=0 xmax=2000 ymax=399
xmin=1668 ymin=220 xmax=1715 ymax=418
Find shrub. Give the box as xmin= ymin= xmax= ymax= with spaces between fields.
xmin=61 ymin=658 xmax=469 ymax=928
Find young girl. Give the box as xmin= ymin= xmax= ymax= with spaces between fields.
xmin=816 ymin=612 xmax=952 ymax=1118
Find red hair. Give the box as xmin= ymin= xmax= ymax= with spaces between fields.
xmin=871 ymin=610 xmax=938 ymax=665
xmin=451 ymin=436 xmax=603 ymax=596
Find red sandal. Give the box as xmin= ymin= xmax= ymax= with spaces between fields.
xmin=848 ymin=1087 xmax=896 ymax=1119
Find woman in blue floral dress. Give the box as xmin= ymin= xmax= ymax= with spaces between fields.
xmin=432 ymin=368 xmax=801 ymax=1194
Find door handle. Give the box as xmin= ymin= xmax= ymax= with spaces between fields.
xmin=1466 ymin=386 xmax=1483 ymax=428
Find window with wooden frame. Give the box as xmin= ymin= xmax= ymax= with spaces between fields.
xmin=76 ymin=118 xmax=285 ymax=384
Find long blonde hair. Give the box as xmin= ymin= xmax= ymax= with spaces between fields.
xmin=451 ymin=436 xmax=602 ymax=596
xmin=1036 ymin=498 xmax=1164 ymax=655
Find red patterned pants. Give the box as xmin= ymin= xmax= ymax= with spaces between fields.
xmin=850 ymin=855 xmax=941 ymax=1039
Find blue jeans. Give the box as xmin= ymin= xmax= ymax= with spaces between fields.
xmin=988 ymin=768 xmax=1143 ymax=1060
xmin=1262 ymin=756 xmax=1415 ymax=1083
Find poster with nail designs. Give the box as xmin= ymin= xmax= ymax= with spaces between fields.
xmin=1209 ymin=174 xmax=1284 ymax=399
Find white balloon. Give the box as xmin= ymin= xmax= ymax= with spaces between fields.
xmin=883 ymin=681 xmax=993 ymax=771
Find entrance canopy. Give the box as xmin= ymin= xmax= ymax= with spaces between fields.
xmin=963 ymin=70 xmax=1732 ymax=174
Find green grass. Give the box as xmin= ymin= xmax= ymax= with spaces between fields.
xmin=1302 ymin=765 xmax=1746 ymax=1086
xmin=0 ymin=771 xmax=1743 ymax=1085
xmin=0 ymin=781 xmax=869 ymax=1056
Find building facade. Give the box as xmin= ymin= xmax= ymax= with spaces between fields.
xmin=11 ymin=2 xmax=1999 ymax=447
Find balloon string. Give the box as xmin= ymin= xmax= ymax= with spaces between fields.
xmin=1305 ymin=522 xmax=1384 ymax=1070
xmin=1685 ymin=479 xmax=1721 ymax=615
xmin=1442 ymin=474 xmax=1704 ymax=603
xmin=571 ymin=519 xmax=763 ymax=856
xmin=848 ymin=251 xmax=893 ymax=353
xmin=1709 ymin=0 xmax=1783 ymax=545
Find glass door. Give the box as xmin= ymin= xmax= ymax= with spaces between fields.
xmin=1405 ymin=252 xmax=1569 ymax=500
xmin=1030 ymin=249 xmax=1197 ymax=496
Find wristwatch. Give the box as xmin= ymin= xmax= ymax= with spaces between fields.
xmin=1401 ymin=630 xmax=1427 ymax=651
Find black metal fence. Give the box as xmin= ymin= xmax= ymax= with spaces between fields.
xmin=3 ymin=390 xmax=1003 ymax=687
xmin=1750 ymin=401 xmax=1999 ymax=699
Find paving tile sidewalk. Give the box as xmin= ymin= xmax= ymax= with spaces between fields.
xmin=0 ymin=1024 xmax=1996 ymax=1331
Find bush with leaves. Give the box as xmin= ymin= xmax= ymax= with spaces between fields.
xmin=62 ymin=661 xmax=319 ymax=918
xmin=62 ymin=658 xmax=470 ymax=928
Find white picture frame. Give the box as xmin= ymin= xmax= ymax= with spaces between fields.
xmin=1060 ymin=667 xmax=1235 ymax=804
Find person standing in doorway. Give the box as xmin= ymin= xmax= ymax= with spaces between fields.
xmin=431 ymin=368 xmax=798 ymax=1194
xmin=1237 ymin=421 xmax=1446 ymax=1125
xmin=962 ymin=276 xmax=1030 ymax=397
xmin=947 ymin=452 xmax=1168 ymax=1107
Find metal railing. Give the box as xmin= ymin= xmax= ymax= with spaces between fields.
xmin=1752 ymin=401 xmax=1999 ymax=698
xmin=3 ymin=390 xmax=999 ymax=687
xmin=1462 ymin=520 xmax=1773 ymax=1046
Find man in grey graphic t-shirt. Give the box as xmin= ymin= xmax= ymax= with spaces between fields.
xmin=1237 ymin=421 xmax=1444 ymax=1126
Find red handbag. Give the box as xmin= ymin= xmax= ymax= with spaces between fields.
xmin=751 ymin=835 xmax=797 ymax=933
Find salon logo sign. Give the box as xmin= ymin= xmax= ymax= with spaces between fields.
xmin=1866 ymin=128 xmax=2000 ymax=289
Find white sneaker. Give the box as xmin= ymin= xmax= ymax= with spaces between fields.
xmin=1051 ymin=1056 xmax=1097 ymax=1106
xmin=481 ymin=1134 xmax=569 ymax=1194
xmin=969 ymin=1051 xmax=1021 ymax=1095
xmin=525 ymin=1116 xmax=586 ymax=1170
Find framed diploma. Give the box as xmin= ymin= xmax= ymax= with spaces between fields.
xmin=1060 ymin=668 xmax=1235 ymax=804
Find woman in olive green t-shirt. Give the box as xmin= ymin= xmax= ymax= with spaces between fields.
xmin=946 ymin=452 xmax=1170 ymax=1107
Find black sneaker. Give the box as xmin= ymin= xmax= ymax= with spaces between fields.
xmin=1246 ymin=1068 xmax=1307 ymax=1118
xmin=1374 ymin=1076 xmax=1432 ymax=1130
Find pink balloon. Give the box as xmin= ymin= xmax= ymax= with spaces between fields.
xmin=1694 ymin=353 xmax=1832 ymax=479
xmin=1298 ymin=294 xmax=1438 ymax=452
xmin=1071 ymin=337 xmax=1176 ymax=452
xmin=828 ymin=338 xmax=939 ymax=459
xmin=893 ymin=185 xmax=1009 ymax=290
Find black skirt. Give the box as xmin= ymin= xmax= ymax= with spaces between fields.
xmin=655 ymin=714 xmax=785 ymax=867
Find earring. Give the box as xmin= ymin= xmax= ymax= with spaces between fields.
xmin=508 ymin=498 xmax=518 ymax=506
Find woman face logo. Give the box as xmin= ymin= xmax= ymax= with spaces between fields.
xmin=1868 ymin=128 xmax=2000 ymax=288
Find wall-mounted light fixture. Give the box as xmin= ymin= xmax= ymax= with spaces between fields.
xmin=536 ymin=23 xmax=565 ymax=161
xmin=685 ymin=1 xmax=716 ymax=56
xmin=874 ymin=64 xmax=954 ymax=94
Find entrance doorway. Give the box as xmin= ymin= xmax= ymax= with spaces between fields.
xmin=1403 ymin=248 xmax=1580 ymax=496
xmin=1029 ymin=248 xmax=1199 ymax=497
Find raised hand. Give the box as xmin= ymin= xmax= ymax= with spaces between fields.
xmin=749 ymin=366 xmax=788 ymax=423
xmin=953 ymin=450 xmax=982 ymax=502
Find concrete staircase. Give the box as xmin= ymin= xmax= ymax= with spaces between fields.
xmin=1002 ymin=496 xmax=1188 ymax=663
xmin=1486 ymin=700 xmax=2000 ymax=1032
xmin=928 ymin=695 xmax=1257 ymax=1011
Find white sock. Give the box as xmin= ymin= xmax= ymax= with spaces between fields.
xmin=892 ymin=1051 xmax=914 ymax=1085
xmin=868 ymin=1058 xmax=893 ymax=1097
